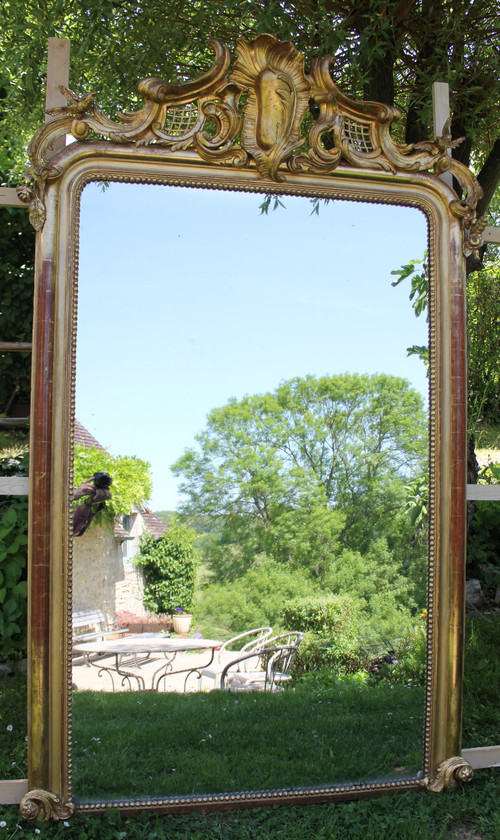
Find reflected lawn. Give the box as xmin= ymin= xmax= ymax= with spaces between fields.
xmin=72 ymin=680 xmax=424 ymax=800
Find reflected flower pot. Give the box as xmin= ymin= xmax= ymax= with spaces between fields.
xmin=172 ymin=613 xmax=192 ymax=635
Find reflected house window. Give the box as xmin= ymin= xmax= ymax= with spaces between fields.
xmin=118 ymin=513 xmax=136 ymax=562
xmin=114 ymin=518 xmax=134 ymax=561
xmin=117 ymin=509 xmax=167 ymax=565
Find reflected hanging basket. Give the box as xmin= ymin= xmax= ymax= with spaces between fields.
xmin=172 ymin=613 xmax=192 ymax=635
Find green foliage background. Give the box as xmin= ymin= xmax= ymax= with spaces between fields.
xmin=0 ymin=208 xmax=34 ymax=411
xmin=0 ymin=498 xmax=28 ymax=660
xmin=467 ymin=255 xmax=500 ymax=435
xmin=175 ymin=373 xmax=428 ymax=651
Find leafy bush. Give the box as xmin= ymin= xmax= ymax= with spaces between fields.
xmin=0 ymin=498 xmax=28 ymax=661
xmin=193 ymin=556 xmax=319 ymax=639
xmin=323 ymin=538 xmax=424 ymax=645
xmin=282 ymin=595 xmax=362 ymax=675
xmin=291 ymin=632 xmax=363 ymax=676
xmin=282 ymin=594 xmax=358 ymax=635
xmin=135 ymin=523 xmax=197 ymax=614
xmin=0 ymin=207 xmax=35 ymax=409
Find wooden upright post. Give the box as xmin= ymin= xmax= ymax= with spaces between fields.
xmin=45 ymin=38 xmax=71 ymax=151
xmin=432 ymin=81 xmax=453 ymax=189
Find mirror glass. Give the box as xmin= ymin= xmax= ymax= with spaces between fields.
xmin=72 ymin=181 xmax=429 ymax=802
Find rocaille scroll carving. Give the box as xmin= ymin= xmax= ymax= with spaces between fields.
xmin=230 ymin=35 xmax=311 ymax=181
xmin=19 ymin=789 xmax=76 ymax=822
xmin=18 ymin=33 xmax=484 ymax=248
xmin=422 ymin=757 xmax=474 ymax=792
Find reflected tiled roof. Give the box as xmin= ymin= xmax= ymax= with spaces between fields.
xmin=74 ymin=420 xmax=107 ymax=451
xmin=141 ymin=509 xmax=169 ymax=538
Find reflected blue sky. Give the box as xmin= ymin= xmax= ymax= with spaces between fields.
xmin=77 ymin=182 xmax=428 ymax=510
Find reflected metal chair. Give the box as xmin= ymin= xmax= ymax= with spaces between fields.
xmin=200 ymin=626 xmax=273 ymax=690
xmin=220 ymin=632 xmax=304 ymax=692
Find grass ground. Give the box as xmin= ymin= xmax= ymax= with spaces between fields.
xmin=1 ymin=613 xmax=499 ymax=837
xmin=0 ymin=772 xmax=500 ymax=839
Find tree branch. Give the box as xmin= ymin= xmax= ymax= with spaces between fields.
xmin=476 ymin=137 xmax=500 ymax=219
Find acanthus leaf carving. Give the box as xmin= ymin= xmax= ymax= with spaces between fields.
xmin=422 ymin=756 xmax=474 ymax=792
xmin=17 ymin=158 xmax=62 ymax=231
xmin=20 ymin=789 xmax=75 ymax=822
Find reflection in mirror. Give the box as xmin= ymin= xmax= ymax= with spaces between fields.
xmin=71 ymin=182 xmax=429 ymax=802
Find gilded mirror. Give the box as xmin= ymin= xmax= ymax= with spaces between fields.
xmin=18 ymin=35 xmax=482 ymax=820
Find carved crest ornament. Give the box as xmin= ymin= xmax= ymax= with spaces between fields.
xmin=19 ymin=33 xmax=483 ymax=255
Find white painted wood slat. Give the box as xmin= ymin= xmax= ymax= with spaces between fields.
xmin=0 ymin=477 xmax=29 ymax=495
xmin=462 ymin=746 xmax=500 ymax=770
xmin=0 ymin=779 xmax=29 ymax=804
xmin=466 ymin=484 xmax=500 ymax=501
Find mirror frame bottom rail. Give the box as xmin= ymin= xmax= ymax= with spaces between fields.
xmin=17 ymin=34 xmax=483 ymax=820
xmin=19 ymin=757 xmax=474 ymax=821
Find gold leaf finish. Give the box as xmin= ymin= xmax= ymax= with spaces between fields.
xmin=138 ymin=39 xmax=231 ymax=105
xmin=423 ymin=757 xmax=474 ymax=792
xmin=20 ymin=789 xmax=75 ymax=822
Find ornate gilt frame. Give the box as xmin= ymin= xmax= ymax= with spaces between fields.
xmin=19 ymin=35 xmax=482 ymax=820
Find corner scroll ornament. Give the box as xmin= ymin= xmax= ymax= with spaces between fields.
xmin=20 ymin=789 xmax=75 ymax=822
xmin=422 ymin=757 xmax=474 ymax=792
xmin=17 ymin=33 xmax=484 ymax=249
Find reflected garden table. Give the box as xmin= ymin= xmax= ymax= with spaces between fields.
xmin=72 ymin=633 xmax=222 ymax=692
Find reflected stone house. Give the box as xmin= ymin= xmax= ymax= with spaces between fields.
xmin=72 ymin=421 xmax=167 ymax=625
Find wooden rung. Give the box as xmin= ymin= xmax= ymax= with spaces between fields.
xmin=462 ymin=745 xmax=500 ymax=770
xmin=0 ymin=417 xmax=29 ymax=427
xmin=0 ymin=779 xmax=29 ymax=805
xmin=467 ymin=484 xmax=500 ymax=501
xmin=0 ymin=476 xmax=29 ymax=495
xmin=484 ymin=226 xmax=500 ymax=245
xmin=0 ymin=342 xmax=32 ymax=352
xmin=0 ymin=187 xmax=26 ymax=208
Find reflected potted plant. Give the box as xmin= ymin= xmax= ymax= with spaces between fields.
xmin=172 ymin=607 xmax=192 ymax=635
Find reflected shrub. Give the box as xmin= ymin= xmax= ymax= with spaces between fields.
xmin=282 ymin=595 xmax=362 ymax=675
xmin=367 ymin=618 xmax=427 ymax=687
xmin=292 ymin=632 xmax=364 ymax=676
